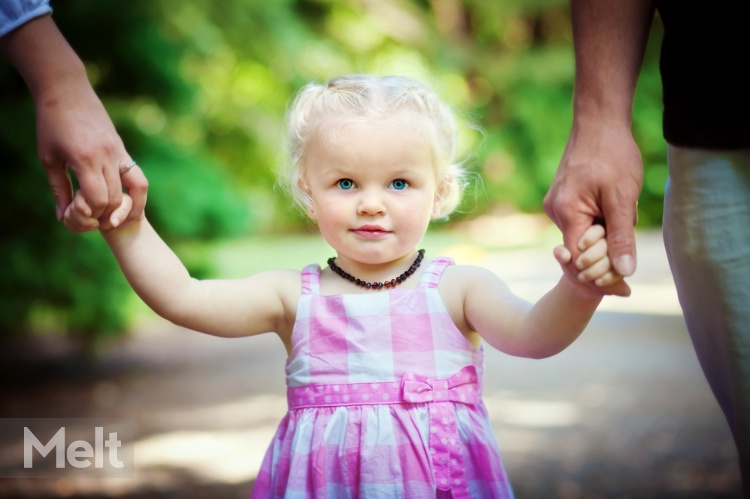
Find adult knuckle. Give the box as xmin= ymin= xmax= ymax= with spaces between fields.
xmin=133 ymin=177 xmax=149 ymax=193
xmin=87 ymin=196 xmax=107 ymax=211
xmin=101 ymin=140 xmax=119 ymax=155
xmin=71 ymin=147 xmax=96 ymax=165
xmin=544 ymin=194 xmax=574 ymax=225
xmin=39 ymin=152 xmax=56 ymax=168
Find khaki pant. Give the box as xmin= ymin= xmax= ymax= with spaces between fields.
xmin=663 ymin=145 xmax=750 ymax=496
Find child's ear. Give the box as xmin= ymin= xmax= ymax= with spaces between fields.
xmin=431 ymin=177 xmax=450 ymax=219
xmin=298 ymin=180 xmax=317 ymax=220
xmin=431 ymin=200 xmax=441 ymax=220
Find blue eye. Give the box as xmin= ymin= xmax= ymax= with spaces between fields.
xmin=391 ymin=179 xmax=408 ymax=190
xmin=338 ymin=179 xmax=354 ymax=190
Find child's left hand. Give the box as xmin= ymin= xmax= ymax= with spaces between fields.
xmin=554 ymin=224 xmax=626 ymax=293
xmin=63 ymin=190 xmax=134 ymax=233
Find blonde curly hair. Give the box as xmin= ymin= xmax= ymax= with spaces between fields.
xmin=279 ymin=74 xmax=467 ymax=219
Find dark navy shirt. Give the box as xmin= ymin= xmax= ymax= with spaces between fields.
xmin=656 ymin=1 xmax=750 ymax=149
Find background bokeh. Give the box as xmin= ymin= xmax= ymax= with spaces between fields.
xmin=3 ymin=1 xmax=741 ymax=498
xmin=0 ymin=0 xmax=666 ymax=343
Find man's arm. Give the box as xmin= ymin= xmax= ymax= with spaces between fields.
xmin=570 ymin=0 xmax=656 ymax=129
xmin=544 ymin=0 xmax=656 ymax=292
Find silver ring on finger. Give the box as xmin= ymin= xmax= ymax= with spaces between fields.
xmin=119 ymin=160 xmax=137 ymax=175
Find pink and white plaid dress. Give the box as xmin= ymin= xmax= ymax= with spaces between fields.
xmin=251 ymin=257 xmax=513 ymax=498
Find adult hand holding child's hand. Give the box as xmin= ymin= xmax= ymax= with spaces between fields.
xmin=64 ymin=190 xmax=134 ymax=233
xmin=554 ymin=224 xmax=631 ymax=300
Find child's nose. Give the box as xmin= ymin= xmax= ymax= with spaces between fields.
xmin=357 ymin=190 xmax=386 ymax=215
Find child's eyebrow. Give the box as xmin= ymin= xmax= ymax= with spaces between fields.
xmin=390 ymin=167 xmax=424 ymax=176
xmin=317 ymin=165 xmax=358 ymax=177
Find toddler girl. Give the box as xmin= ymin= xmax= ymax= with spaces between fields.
xmin=66 ymin=75 xmax=624 ymax=498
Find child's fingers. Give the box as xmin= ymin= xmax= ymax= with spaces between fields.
xmin=577 ymin=224 xmax=606 ymax=251
xmin=595 ymin=271 xmax=624 ymax=287
xmin=577 ymin=256 xmax=614 ymax=283
xmin=64 ymin=197 xmax=99 ymax=233
xmin=64 ymin=213 xmax=98 ymax=233
xmin=575 ymin=238 xmax=608 ymax=270
xmin=553 ymin=245 xmax=571 ymax=265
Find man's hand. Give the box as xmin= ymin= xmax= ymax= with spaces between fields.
xmin=545 ymin=121 xmax=643 ymax=297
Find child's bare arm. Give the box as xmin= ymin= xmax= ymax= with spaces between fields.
xmin=98 ymin=219 xmax=295 ymax=338
xmin=460 ymin=225 xmax=627 ymax=359
xmin=460 ymin=265 xmax=601 ymax=359
xmin=64 ymin=191 xmax=295 ymax=339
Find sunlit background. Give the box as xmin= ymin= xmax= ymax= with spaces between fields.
xmin=0 ymin=0 xmax=741 ymax=497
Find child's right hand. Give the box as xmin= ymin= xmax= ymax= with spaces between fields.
xmin=63 ymin=190 xmax=134 ymax=233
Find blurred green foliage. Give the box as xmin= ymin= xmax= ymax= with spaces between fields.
xmin=0 ymin=0 xmax=666 ymax=341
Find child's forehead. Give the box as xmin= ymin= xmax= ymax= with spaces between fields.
xmin=301 ymin=110 xmax=444 ymax=177
xmin=305 ymin=121 xmax=441 ymax=179
xmin=311 ymin=116 xmax=432 ymax=156
xmin=312 ymin=110 xmax=431 ymax=146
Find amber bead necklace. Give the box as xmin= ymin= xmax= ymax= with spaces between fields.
xmin=327 ymin=249 xmax=425 ymax=290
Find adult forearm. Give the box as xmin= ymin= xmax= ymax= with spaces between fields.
xmin=0 ymin=14 xmax=87 ymax=100
xmin=571 ymin=0 xmax=656 ymax=125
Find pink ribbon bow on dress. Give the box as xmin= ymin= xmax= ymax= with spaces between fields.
xmin=401 ymin=365 xmax=480 ymax=405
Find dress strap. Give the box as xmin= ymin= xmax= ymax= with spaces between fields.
xmin=300 ymin=264 xmax=321 ymax=294
xmin=419 ymin=256 xmax=455 ymax=288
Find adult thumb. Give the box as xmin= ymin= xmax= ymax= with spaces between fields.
xmin=602 ymin=199 xmax=638 ymax=277
xmin=45 ymin=163 xmax=73 ymax=221
xmin=109 ymin=194 xmax=133 ymax=228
